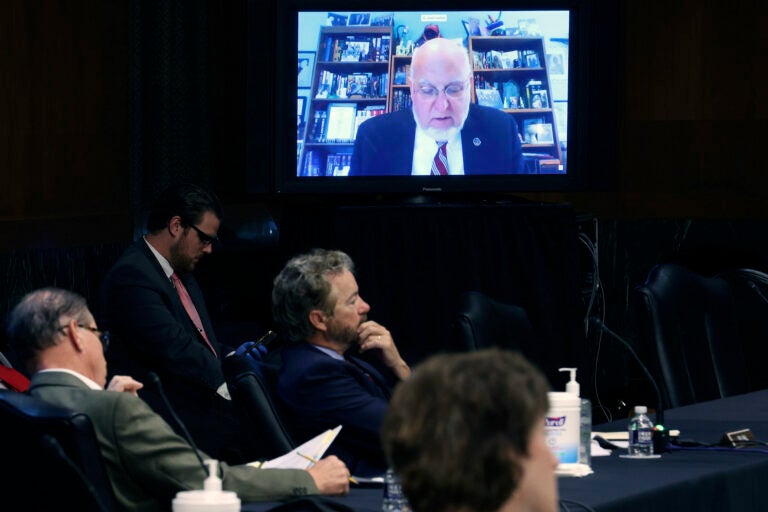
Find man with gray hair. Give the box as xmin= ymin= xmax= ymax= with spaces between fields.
xmin=6 ymin=287 xmax=351 ymax=512
xmin=350 ymin=37 xmax=524 ymax=176
xmin=272 ymin=248 xmax=410 ymax=477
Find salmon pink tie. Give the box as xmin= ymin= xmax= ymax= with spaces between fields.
xmin=171 ymin=273 xmax=217 ymax=357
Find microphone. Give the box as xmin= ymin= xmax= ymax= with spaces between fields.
xmin=589 ymin=317 xmax=669 ymax=452
xmin=41 ymin=434 xmax=110 ymax=512
xmin=147 ymin=371 xmax=209 ymax=475
xmin=244 ymin=329 xmax=278 ymax=358
xmin=747 ymin=280 xmax=768 ymax=305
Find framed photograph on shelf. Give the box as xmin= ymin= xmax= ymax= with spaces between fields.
xmin=324 ymin=103 xmax=357 ymax=142
xmin=297 ymin=92 xmax=309 ymax=139
xmin=298 ymin=51 xmax=315 ymax=88
xmin=327 ymin=13 xmax=348 ymax=26
xmin=348 ymin=13 xmax=371 ymax=26
xmin=546 ymin=47 xmax=568 ymax=78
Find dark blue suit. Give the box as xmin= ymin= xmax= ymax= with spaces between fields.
xmin=100 ymin=240 xmax=251 ymax=462
xmin=276 ymin=342 xmax=395 ymax=476
xmin=350 ymin=103 xmax=524 ymax=176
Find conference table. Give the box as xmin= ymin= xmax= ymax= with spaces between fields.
xmin=243 ymin=389 xmax=768 ymax=512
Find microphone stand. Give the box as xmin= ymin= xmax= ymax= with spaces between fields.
xmin=148 ymin=371 xmax=209 ymax=474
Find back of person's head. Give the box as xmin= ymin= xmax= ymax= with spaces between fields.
xmin=272 ymin=249 xmax=354 ymax=342
xmin=145 ymin=182 xmax=223 ymax=234
xmin=6 ymin=288 xmax=90 ymax=368
xmin=382 ymin=348 xmax=550 ymax=512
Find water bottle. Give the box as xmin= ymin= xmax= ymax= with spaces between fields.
xmin=382 ymin=467 xmax=411 ymax=512
xmin=579 ymin=397 xmax=592 ymax=467
xmin=628 ymin=405 xmax=655 ymax=456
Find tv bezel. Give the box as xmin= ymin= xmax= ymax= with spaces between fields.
xmin=250 ymin=0 xmax=611 ymax=199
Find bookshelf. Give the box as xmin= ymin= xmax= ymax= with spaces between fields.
xmin=300 ymin=25 xmax=392 ymax=177
xmin=468 ymin=36 xmax=563 ymax=168
xmin=388 ymin=55 xmax=412 ymax=112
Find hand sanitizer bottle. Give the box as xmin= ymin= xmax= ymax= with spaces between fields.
xmin=559 ymin=368 xmax=592 ymax=468
xmin=173 ymin=459 xmax=241 ymax=512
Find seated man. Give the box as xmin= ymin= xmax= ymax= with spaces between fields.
xmin=5 ymin=287 xmax=350 ymax=512
xmin=382 ymin=348 xmax=558 ymax=512
xmin=350 ymin=37 xmax=524 ymax=176
xmin=271 ymin=249 xmax=410 ymax=476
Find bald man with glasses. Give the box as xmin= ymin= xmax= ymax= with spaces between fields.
xmin=100 ymin=183 xmax=252 ymax=464
xmin=350 ymin=37 xmax=524 ymax=176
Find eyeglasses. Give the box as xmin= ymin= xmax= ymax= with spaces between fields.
xmin=415 ymin=81 xmax=469 ymax=99
xmin=188 ymin=224 xmax=219 ymax=247
xmin=59 ymin=324 xmax=111 ymax=350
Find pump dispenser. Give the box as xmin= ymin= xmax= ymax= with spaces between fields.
xmin=559 ymin=367 xmax=592 ymax=468
xmin=172 ymin=459 xmax=241 ymax=512
xmin=559 ymin=367 xmax=580 ymax=396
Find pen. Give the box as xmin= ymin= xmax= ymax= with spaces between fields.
xmin=296 ymin=451 xmax=359 ymax=484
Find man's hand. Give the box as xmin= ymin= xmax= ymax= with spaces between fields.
xmin=107 ymin=375 xmax=144 ymax=396
xmin=306 ymin=455 xmax=351 ymax=496
xmin=357 ymin=320 xmax=411 ymax=380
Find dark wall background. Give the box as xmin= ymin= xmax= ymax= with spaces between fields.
xmin=2 ymin=0 xmax=768 ymax=419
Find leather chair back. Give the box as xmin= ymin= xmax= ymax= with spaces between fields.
xmin=223 ymin=342 xmax=296 ymax=460
xmin=0 ymin=390 xmax=119 ymax=512
xmin=633 ymin=263 xmax=750 ymax=409
xmin=456 ymin=291 xmax=534 ymax=352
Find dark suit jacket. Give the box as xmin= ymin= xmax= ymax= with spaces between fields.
xmin=277 ymin=342 xmax=394 ymax=476
xmin=350 ymin=103 xmax=524 ymax=176
xmin=28 ymin=371 xmax=318 ymax=512
xmin=100 ymin=240 xmax=249 ymax=462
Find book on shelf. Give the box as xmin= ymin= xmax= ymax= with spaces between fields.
xmin=324 ymin=153 xmax=352 ymax=177
xmin=500 ymin=50 xmax=521 ymax=69
xmin=502 ymin=80 xmax=521 ymax=109
xmin=475 ymin=88 xmax=503 ymax=109
xmin=391 ymin=89 xmax=412 ymax=112
xmin=346 ymin=72 xmax=371 ymax=98
xmin=525 ymin=80 xmax=548 ymax=108
xmin=353 ymin=105 xmax=386 ymax=138
xmin=340 ymin=40 xmax=370 ymax=62
xmin=301 ymin=149 xmax=322 ymax=176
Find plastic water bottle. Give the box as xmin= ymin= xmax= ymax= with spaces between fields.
xmin=382 ymin=467 xmax=411 ymax=512
xmin=579 ymin=397 xmax=592 ymax=467
xmin=628 ymin=405 xmax=655 ymax=456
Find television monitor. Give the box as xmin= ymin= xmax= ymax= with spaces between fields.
xmin=249 ymin=0 xmax=615 ymax=198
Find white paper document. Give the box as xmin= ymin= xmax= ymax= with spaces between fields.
xmin=248 ymin=425 xmax=342 ymax=469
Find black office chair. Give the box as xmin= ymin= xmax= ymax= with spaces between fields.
xmin=223 ymin=341 xmax=296 ymax=460
xmin=456 ymin=291 xmax=534 ymax=352
xmin=0 ymin=390 xmax=119 ymax=512
xmin=632 ymin=263 xmax=750 ymax=409
xmin=715 ymin=268 xmax=768 ymax=392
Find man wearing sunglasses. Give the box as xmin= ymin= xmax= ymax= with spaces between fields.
xmin=350 ymin=37 xmax=524 ymax=176
xmin=100 ymin=183 xmax=250 ymax=463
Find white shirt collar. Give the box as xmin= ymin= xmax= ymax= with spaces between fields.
xmin=37 ymin=368 xmax=103 ymax=390
xmin=143 ymin=236 xmax=174 ymax=279
xmin=411 ymin=126 xmax=464 ymax=176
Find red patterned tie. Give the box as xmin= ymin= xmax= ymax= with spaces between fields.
xmin=431 ymin=141 xmax=448 ymax=175
xmin=171 ymin=273 xmax=217 ymax=357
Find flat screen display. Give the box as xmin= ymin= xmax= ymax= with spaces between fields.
xmin=254 ymin=0 xmax=607 ymax=197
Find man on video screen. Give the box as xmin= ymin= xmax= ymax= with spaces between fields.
xmin=350 ymin=37 xmax=524 ymax=176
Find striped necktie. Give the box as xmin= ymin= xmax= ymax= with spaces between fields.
xmin=431 ymin=141 xmax=448 ymax=175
